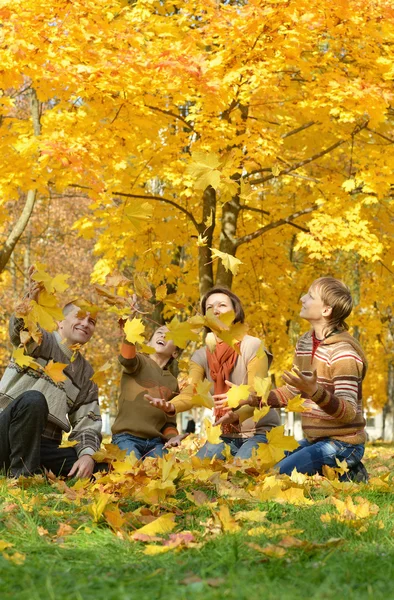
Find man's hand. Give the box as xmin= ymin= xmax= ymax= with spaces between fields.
xmin=145 ymin=394 xmax=175 ymax=415
xmin=68 ymin=455 xmax=95 ymax=479
xmin=164 ymin=433 xmax=189 ymax=449
xmin=282 ymin=366 xmax=318 ymax=397
xmin=214 ymin=411 xmax=240 ymax=428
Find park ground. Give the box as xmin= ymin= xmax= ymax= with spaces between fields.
xmin=0 ymin=441 xmax=393 ymax=600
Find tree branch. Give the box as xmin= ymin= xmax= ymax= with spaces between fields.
xmin=144 ymin=104 xmax=197 ymax=134
xmin=112 ymin=192 xmax=199 ymax=230
xmin=239 ymin=204 xmax=270 ymax=216
xmin=249 ymin=140 xmax=347 ymax=186
xmin=236 ymin=204 xmax=318 ymax=247
xmin=0 ymin=89 xmax=41 ymax=274
xmin=281 ymin=121 xmax=316 ymax=139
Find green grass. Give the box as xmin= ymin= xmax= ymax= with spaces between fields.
xmin=1 ymin=444 xmax=394 ymax=600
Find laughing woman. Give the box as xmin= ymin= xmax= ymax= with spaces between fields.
xmin=147 ymin=286 xmax=280 ymax=459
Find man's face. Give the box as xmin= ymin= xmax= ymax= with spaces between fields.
xmin=300 ymin=285 xmax=331 ymax=322
xmin=58 ymin=307 xmax=97 ymax=346
xmin=149 ymin=326 xmax=177 ymax=358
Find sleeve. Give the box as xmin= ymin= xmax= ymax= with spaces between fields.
xmin=309 ymin=348 xmax=363 ymax=423
xmin=237 ymin=352 xmax=269 ymax=423
xmin=171 ymin=361 xmax=206 ymax=413
xmin=68 ymin=378 xmax=102 ymax=457
xmin=161 ymin=415 xmax=179 ymax=439
xmin=118 ymin=339 xmax=142 ymax=374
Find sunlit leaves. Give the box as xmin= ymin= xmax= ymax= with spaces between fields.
xmin=285 ymin=394 xmax=311 ymax=413
xmin=12 ymin=347 xmax=39 ymax=369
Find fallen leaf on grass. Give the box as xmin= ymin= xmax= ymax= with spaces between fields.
xmin=247 ymin=542 xmax=287 ymax=558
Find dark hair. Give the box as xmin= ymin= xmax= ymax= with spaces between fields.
xmin=200 ymin=286 xmax=245 ymax=324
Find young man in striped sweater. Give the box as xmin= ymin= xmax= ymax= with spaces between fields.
xmin=271 ymin=276 xmax=368 ymax=479
xmin=218 ymin=277 xmax=368 ymax=480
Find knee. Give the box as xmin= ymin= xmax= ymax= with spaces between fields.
xmin=17 ymin=391 xmax=48 ymax=415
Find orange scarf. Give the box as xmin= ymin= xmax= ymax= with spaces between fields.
xmin=206 ymin=342 xmax=240 ymax=435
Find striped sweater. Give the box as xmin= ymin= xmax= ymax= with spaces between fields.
xmin=0 ymin=317 xmax=102 ymax=457
xmin=267 ymin=331 xmax=367 ymax=444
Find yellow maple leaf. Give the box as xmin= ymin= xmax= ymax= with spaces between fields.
xmin=124 ymin=318 xmax=145 ymax=344
xmin=44 ymin=360 xmax=68 ymax=383
xmin=32 ymin=270 xmax=70 ymax=294
xmin=235 ymin=510 xmax=267 ymax=523
xmin=165 ymin=316 xmax=200 ymax=349
xmin=139 ymin=343 xmax=156 ymax=355
xmin=58 ymin=439 xmax=79 ymax=448
xmin=133 ymin=514 xmax=176 ymax=536
xmin=255 ymin=425 xmax=299 ymax=467
xmin=226 ymin=384 xmax=250 ymax=408
xmin=30 ymin=291 xmax=64 ymax=332
xmin=253 ymin=406 xmax=270 ymax=422
xmin=210 ymin=248 xmax=243 ymax=276
xmin=253 ymin=376 xmax=271 ymax=403
xmin=12 ymin=347 xmax=39 ymax=370
xmin=217 ymin=322 xmax=247 ymax=350
xmin=191 ymin=380 xmax=214 ymax=409
xmin=186 ymin=151 xmax=221 ymax=190
xmin=124 ymin=202 xmax=153 ymax=232
xmin=285 ymin=394 xmax=311 ymax=413
xmin=90 ymin=360 xmax=113 ymax=385
xmin=204 ymin=418 xmax=222 ymax=444
xmin=216 ymin=504 xmax=240 ymax=533
xmin=256 ymin=342 xmax=268 ymax=359
xmin=155 ymin=284 xmax=167 ymax=301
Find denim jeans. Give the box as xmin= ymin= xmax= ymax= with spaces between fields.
xmin=196 ymin=433 xmax=268 ymax=460
xmin=276 ymin=437 xmax=365 ymax=476
xmin=112 ymin=433 xmax=166 ymax=459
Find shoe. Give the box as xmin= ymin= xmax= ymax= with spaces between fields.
xmin=340 ymin=461 xmax=369 ymax=483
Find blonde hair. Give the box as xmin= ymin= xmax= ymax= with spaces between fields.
xmin=311 ymin=277 xmax=353 ymax=333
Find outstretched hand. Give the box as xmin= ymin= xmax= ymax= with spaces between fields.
xmin=164 ymin=433 xmax=189 ymax=449
xmin=214 ymin=411 xmax=240 ymax=428
xmin=145 ymin=394 xmax=176 ymax=415
xmin=282 ymin=366 xmax=318 ymax=397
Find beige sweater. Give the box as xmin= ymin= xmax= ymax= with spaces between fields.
xmin=172 ymin=335 xmax=280 ymax=438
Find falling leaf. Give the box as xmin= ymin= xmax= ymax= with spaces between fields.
xmin=191 ymin=380 xmax=214 ymax=409
xmin=12 ymin=347 xmax=40 ymax=370
xmin=210 ymin=248 xmax=243 ymax=276
xmin=165 ymin=316 xmax=200 ymax=349
xmin=226 ymin=384 xmax=250 ymax=408
xmin=44 ymin=360 xmax=68 ymax=383
xmin=253 ymin=376 xmax=271 ymax=402
xmin=90 ymin=360 xmax=113 ymax=385
xmin=204 ymin=418 xmax=222 ymax=444
xmin=30 ymin=291 xmax=64 ymax=332
xmin=133 ymin=272 xmax=153 ymax=300
xmin=285 ymin=394 xmax=311 ymax=413
xmin=32 ymin=270 xmax=70 ymax=294
xmin=124 ymin=318 xmax=145 ymax=344
xmin=139 ymin=343 xmax=156 ymax=355
xmin=253 ymin=406 xmax=270 ymax=422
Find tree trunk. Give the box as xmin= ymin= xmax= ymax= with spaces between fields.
xmin=215 ymin=187 xmax=241 ymax=289
xmin=198 ymin=186 xmax=216 ymax=296
xmin=0 ymin=88 xmax=41 ymax=274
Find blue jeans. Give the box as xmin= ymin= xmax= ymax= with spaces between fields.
xmin=112 ymin=433 xmax=166 ymax=459
xmin=196 ymin=433 xmax=268 ymax=460
xmin=276 ymin=438 xmax=365 ymax=476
